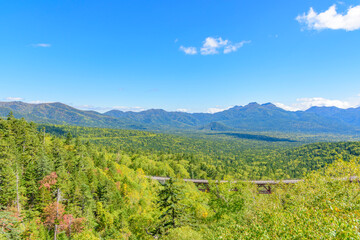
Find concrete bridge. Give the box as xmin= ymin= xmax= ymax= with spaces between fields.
xmin=148 ymin=176 xmax=304 ymax=194
xmin=149 ymin=176 xmax=359 ymax=194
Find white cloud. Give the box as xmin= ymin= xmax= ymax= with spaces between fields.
xmin=76 ymin=105 xmax=111 ymax=112
xmin=5 ymin=97 xmax=23 ymax=101
xmin=201 ymin=37 xmax=228 ymax=55
xmin=207 ymin=108 xmax=224 ymax=113
xmin=296 ymin=4 xmax=360 ymax=31
xmin=206 ymin=106 xmax=232 ymax=114
xmin=200 ymin=37 xmax=250 ymax=55
xmin=77 ymin=105 xmax=147 ymax=113
xmin=29 ymin=100 xmax=51 ymax=104
xmin=180 ymin=37 xmax=250 ymax=55
xmin=176 ymin=108 xmax=189 ymax=112
xmin=275 ymin=97 xmax=360 ymax=111
xmin=112 ymin=106 xmax=146 ymax=112
xmin=32 ymin=43 xmax=51 ymax=48
xmin=274 ymin=102 xmax=298 ymax=111
xmin=179 ymin=46 xmax=197 ymax=55
xmin=223 ymin=40 xmax=251 ymax=54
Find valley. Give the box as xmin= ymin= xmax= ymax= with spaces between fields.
xmin=1 ymin=114 xmax=360 ymax=239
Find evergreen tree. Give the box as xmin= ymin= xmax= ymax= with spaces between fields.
xmin=148 ymin=178 xmax=188 ymax=237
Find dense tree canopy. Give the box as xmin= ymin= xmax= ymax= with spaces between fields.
xmin=1 ymin=116 xmax=360 ymax=239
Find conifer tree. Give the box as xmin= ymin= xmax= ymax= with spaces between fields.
xmin=148 ymin=178 xmax=188 ymax=237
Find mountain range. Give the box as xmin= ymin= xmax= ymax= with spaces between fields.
xmin=1 ymin=101 xmax=360 ymax=134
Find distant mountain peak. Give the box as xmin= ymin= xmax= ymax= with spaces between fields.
xmin=106 ymin=109 xmax=124 ymax=113
xmin=227 ymin=105 xmax=243 ymax=111
xmin=1 ymin=100 xmax=360 ymax=134
xmin=242 ymin=102 xmax=261 ymax=110
xmin=262 ymin=102 xmax=276 ymax=107
xmin=145 ymin=109 xmax=166 ymax=113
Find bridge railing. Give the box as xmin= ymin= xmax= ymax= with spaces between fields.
xmin=147 ymin=176 xmax=358 ymax=194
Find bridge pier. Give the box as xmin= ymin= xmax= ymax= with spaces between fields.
xmin=257 ymin=184 xmax=272 ymax=194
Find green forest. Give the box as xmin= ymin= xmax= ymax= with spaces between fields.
xmin=2 ymin=115 xmax=360 ymax=239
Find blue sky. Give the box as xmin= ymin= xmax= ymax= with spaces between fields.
xmin=1 ymin=0 xmax=360 ymax=113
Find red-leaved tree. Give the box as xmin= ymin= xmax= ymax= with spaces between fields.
xmin=39 ymin=172 xmax=57 ymax=191
xmin=43 ymin=202 xmax=85 ymax=236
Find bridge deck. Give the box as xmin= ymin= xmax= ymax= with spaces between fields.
xmin=148 ymin=176 xmax=304 ymax=185
xmin=148 ymin=176 xmax=358 ymax=194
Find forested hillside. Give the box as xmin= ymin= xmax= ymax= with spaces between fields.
xmin=0 ymin=102 xmax=145 ymax=129
xmin=40 ymin=124 xmax=360 ymax=179
xmin=2 ymin=101 xmax=360 ymax=134
xmin=2 ymin=116 xmax=360 ymax=239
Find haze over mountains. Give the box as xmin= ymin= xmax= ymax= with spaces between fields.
xmin=1 ymin=101 xmax=360 ymax=134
